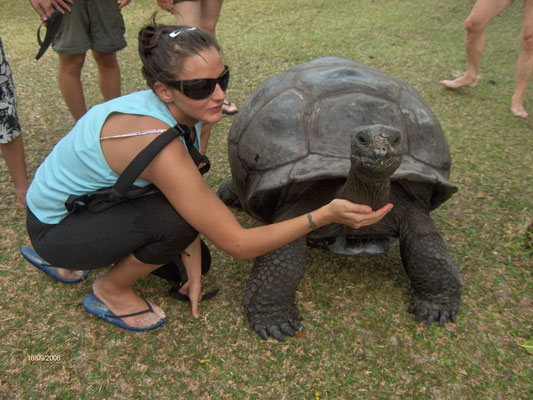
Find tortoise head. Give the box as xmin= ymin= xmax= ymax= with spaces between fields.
xmin=350 ymin=124 xmax=403 ymax=182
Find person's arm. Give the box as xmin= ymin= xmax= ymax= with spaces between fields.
xmin=143 ymin=139 xmax=393 ymax=260
xmin=28 ymin=0 xmax=73 ymax=21
xmin=117 ymin=0 xmax=131 ymax=10
xmin=156 ymin=0 xmax=174 ymax=13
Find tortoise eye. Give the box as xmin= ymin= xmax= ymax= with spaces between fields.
xmin=356 ymin=132 xmax=368 ymax=145
xmin=392 ymin=134 xmax=400 ymax=146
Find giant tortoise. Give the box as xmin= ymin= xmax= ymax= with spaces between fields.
xmin=219 ymin=57 xmax=462 ymax=341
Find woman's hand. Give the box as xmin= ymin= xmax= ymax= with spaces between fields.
xmin=321 ymin=199 xmax=393 ymax=229
xmin=180 ymin=236 xmax=203 ymax=317
xmin=178 ymin=277 xmax=202 ymax=318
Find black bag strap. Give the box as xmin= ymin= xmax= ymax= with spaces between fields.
xmin=112 ymin=123 xmax=210 ymax=197
xmin=180 ymin=125 xmax=211 ymax=175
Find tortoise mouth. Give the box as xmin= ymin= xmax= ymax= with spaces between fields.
xmin=352 ymin=154 xmax=402 ymax=179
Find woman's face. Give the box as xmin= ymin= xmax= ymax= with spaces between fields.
xmin=166 ymin=48 xmax=226 ymax=126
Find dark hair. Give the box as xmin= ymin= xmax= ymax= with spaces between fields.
xmin=138 ymin=16 xmax=221 ymax=90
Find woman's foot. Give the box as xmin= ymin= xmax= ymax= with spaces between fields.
xmin=92 ymin=279 xmax=165 ymax=329
xmin=57 ymin=268 xmax=86 ymax=280
xmin=440 ymin=75 xmax=478 ymax=89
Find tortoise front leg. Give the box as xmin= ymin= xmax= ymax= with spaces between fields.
xmin=399 ymin=212 xmax=463 ymax=326
xmin=244 ymin=237 xmax=307 ymax=341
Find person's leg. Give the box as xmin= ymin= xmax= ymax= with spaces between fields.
xmin=92 ymin=254 xmax=165 ymax=328
xmin=173 ymin=0 xmax=202 ymax=27
xmin=92 ymin=50 xmax=121 ymax=101
xmin=201 ymin=0 xmax=238 ymax=114
xmin=511 ymin=0 xmax=533 ymax=118
xmin=0 ymin=134 xmax=28 ymax=206
xmin=0 ymin=38 xmax=28 ymax=206
xmin=27 ymin=193 xmax=198 ymax=327
xmin=57 ymin=52 xmax=87 ymax=120
xmin=86 ymin=0 xmax=126 ymax=103
xmin=441 ymin=0 xmax=515 ymax=89
xmin=200 ymin=0 xmax=223 ymax=35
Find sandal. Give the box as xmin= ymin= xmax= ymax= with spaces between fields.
xmin=169 ymin=283 xmax=219 ymax=302
xmin=222 ymin=99 xmax=238 ymax=115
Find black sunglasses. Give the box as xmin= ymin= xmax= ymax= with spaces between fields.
xmin=167 ymin=65 xmax=230 ymax=100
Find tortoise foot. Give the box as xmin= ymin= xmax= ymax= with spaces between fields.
xmin=217 ymin=180 xmax=242 ymax=208
xmin=407 ymin=293 xmax=459 ymax=327
xmin=248 ymin=305 xmax=302 ymax=342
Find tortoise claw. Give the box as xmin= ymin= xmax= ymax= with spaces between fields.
xmin=253 ymin=323 xmax=269 ymax=340
xmin=267 ymin=326 xmax=285 ymax=342
xmin=409 ymin=294 xmax=459 ymax=327
xmin=425 ymin=313 xmax=436 ymax=326
xmin=280 ymin=322 xmax=295 ymax=337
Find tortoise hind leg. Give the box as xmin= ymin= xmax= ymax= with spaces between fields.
xmin=399 ymin=209 xmax=463 ymax=326
xmin=244 ymin=237 xmax=307 ymax=341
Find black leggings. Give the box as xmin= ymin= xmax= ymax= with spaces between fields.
xmin=26 ymin=192 xmax=207 ymax=280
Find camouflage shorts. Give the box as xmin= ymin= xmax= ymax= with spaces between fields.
xmin=0 ymin=37 xmax=21 ymax=145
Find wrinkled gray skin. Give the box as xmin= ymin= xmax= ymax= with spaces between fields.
xmin=219 ymin=57 xmax=463 ymax=341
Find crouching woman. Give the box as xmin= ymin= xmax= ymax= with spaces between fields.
xmin=24 ymin=21 xmax=392 ymax=331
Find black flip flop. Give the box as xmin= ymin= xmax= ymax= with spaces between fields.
xmin=35 ymin=10 xmax=63 ymax=60
xmin=169 ymin=286 xmax=220 ymax=302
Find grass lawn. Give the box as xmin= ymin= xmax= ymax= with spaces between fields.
xmin=1 ymin=0 xmax=531 ymax=398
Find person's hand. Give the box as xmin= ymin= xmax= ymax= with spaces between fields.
xmin=157 ymin=0 xmax=175 ymax=13
xmin=325 ymin=199 xmax=393 ymax=229
xmin=178 ymin=277 xmax=202 ymax=318
xmin=117 ymin=0 xmax=131 ymax=10
xmin=29 ymin=0 xmax=73 ymax=22
xmin=179 ymin=236 xmax=203 ymax=318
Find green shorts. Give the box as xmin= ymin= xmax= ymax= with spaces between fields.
xmin=52 ymin=0 xmax=127 ymax=54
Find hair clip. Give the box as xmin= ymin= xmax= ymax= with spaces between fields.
xmin=169 ymin=27 xmax=197 ymax=38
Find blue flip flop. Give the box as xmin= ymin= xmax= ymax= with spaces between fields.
xmin=82 ymin=292 xmax=165 ymax=331
xmin=20 ymin=245 xmax=88 ymax=284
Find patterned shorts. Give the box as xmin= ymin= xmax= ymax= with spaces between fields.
xmin=0 ymin=37 xmax=21 ymax=145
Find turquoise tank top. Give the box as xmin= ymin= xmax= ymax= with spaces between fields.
xmin=27 ymin=90 xmax=201 ymax=224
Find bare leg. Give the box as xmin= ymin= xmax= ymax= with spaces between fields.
xmin=199 ymin=0 xmax=239 ymax=114
xmin=511 ymin=0 xmax=533 ymax=118
xmin=200 ymin=0 xmax=223 ymax=35
xmin=0 ymin=134 xmax=27 ymax=206
xmin=92 ymin=253 xmax=165 ymax=328
xmin=441 ymin=0 xmax=515 ymax=89
xmin=92 ymin=50 xmax=121 ymax=102
xmin=57 ymin=53 xmax=87 ymax=120
xmin=173 ymin=0 xmax=202 ymax=27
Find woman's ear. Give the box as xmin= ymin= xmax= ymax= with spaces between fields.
xmin=154 ymin=81 xmax=174 ymax=103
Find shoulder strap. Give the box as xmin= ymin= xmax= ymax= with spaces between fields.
xmin=112 ymin=124 xmax=210 ymax=197
xmin=111 ymin=126 xmax=180 ymax=197
xmin=179 ymin=125 xmax=211 ymax=175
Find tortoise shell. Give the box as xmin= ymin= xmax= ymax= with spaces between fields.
xmin=227 ymin=57 xmax=457 ymax=222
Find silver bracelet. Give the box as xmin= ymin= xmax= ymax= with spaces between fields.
xmin=307 ymin=213 xmax=317 ymax=229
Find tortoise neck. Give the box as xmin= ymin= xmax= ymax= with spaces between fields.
xmin=340 ymin=169 xmax=391 ymax=210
